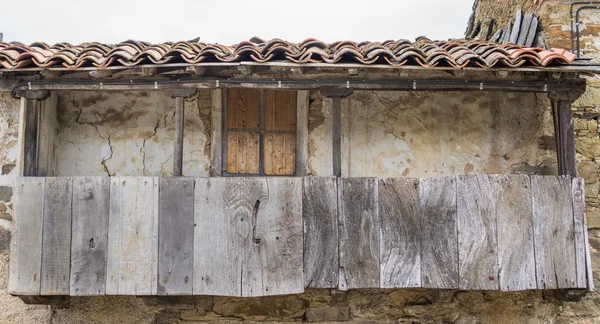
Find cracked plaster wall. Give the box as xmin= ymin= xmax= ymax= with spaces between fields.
xmin=55 ymin=90 xmax=212 ymax=177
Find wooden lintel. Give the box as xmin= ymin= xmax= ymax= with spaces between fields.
xmin=16 ymin=295 xmax=69 ymax=307
xmin=319 ymin=87 xmax=354 ymax=98
xmin=163 ymin=88 xmax=197 ymax=98
xmin=40 ymin=70 xmax=63 ymax=78
xmin=89 ymin=69 xmax=115 ymax=78
xmin=348 ymin=68 xmax=359 ymax=75
xmin=13 ymin=90 xmax=50 ymax=100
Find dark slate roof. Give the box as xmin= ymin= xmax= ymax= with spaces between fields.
xmin=0 ymin=37 xmax=576 ymax=70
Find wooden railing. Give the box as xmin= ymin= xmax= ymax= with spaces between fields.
xmin=8 ymin=175 xmax=593 ymax=297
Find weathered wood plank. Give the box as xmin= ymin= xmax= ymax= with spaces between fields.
xmin=496 ymin=175 xmax=536 ymax=291
xmin=210 ymin=90 xmax=223 ymax=177
xmin=158 ymin=177 xmax=194 ymax=295
xmin=296 ymin=91 xmax=309 ymax=176
xmin=552 ymin=97 xmax=577 ymax=177
xmin=303 ymin=177 xmax=339 ymax=288
xmin=509 ymin=9 xmax=522 ymax=44
xmin=37 ymin=93 xmax=57 ymax=176
xmin=420 ymin=176 xmax=458 ymax=289
xmin=517 ymin=13 xmax=533 ymax=46
xmin=194 ymin=177 xmax=243 ymax=296
xmin=41 ymin=177 xmax=72 ymax=295
xmin=572 ymin=177 xmax=588 ymax=289
xmin=107 ymin=177 xmax=159 ymax=295
xmin=8 ymin=177 xmax=45 ymax=295
xmin=173 ymin=97 xmax=185 ymax=176
xmin=70 ymin=177 xmax=110 ymax=296
xmin=532 ymin=176 xmax=577 ymax=289
xmin=525 ymin=16 xmax=539 ymax=47
xmin=338 ymin=177 xmax=379 ymax=290
xmin=23 ymin=99 xmax=39 ymax=176
xmin=457 ymin=175 xmax=498 ymax=290
xmin=379 ymin=178 xmax=420 ymax=288
xmin=332 ymin=96 xmax=341 ymax=177
xmin=244 ymin=177 xmax=303 ymax=296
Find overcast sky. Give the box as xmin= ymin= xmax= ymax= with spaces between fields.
xmin=1 ymin=0 xmax=474 ymax=45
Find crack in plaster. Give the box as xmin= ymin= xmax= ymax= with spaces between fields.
xmin=140 ymin=96 xmax=163 ymax=175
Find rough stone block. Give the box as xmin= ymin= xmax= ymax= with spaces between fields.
xmin=213 ymin=295 xmax=307 ymax=320
xmin=578 ymin=161 xmax=599 ymax=184
xmin=575 ymin=118 xmax=589 ymax=131
xmin=576 ymin=137 xmax=600 ymax=159
xmin=305 ymin=307 xmax=350 ymax=322
xmin=587 ymin=208 xmax=600 ymax=230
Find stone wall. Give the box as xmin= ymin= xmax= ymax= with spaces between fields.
xmin=1 ymin=84 xmax=600 ymax=323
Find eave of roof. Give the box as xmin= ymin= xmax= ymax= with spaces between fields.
xmin=0 ymin=37 xmax=579 ymax=73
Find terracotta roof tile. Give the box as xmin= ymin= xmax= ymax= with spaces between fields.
xmin=0 ymin=37 xmax=576 ymax=70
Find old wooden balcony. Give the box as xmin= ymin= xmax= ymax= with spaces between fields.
xmin=8 ymin=174 xmax=593 ymax=297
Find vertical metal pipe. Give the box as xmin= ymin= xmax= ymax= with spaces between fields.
xmin=332 ymin=96 xmax=342 ymax=177
xmin=174 ymin=96 xmax=185 ymax=176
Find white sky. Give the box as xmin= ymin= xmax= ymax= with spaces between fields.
xmin=1 ymin=0 xmax=474 ymax=45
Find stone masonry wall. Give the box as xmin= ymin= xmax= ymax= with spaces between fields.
xmin=1 ymin=84 xmax=600 ymax=323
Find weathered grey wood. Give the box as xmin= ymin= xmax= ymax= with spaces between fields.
xmin=532 ymin=176 xmax=577 ymax=289
xmin=517 ymin=13 xmax=533 ymax=46
xmin=23 ymin=99 xmax=39 ymax=176
xmin=332 ymin=96 xmax=341 ymax=177
xmin=303 ymin=177 xmax=338 ymax=288
xmin=70 ymin=177 xmax=110 ymax=296
xmin=550 ymin=93 xmax=580 ymax=178
xmin=158 ymin=177 xmax=194 ymax=295
xmin=37 ymin=93 xmax=57 ymax=176
xmin=107 ymin=177 xmax=159 ymax=295
xmin=572 ymin=177 xmax=589 ymax=289
xmin=509 ymin=9 xmax=522 ymax=44
xmin=338 ymin=177 xmax=379 ymax=290
xmin=457 ymin=175 xmax=498 ymax=290
xmin=194 ymin=177 xmax=243 ymax=296
xmin=489 ymin=29 xmax=503 ymax=43
xmin=296 ymin=91 xmax=309 ymax=176
xmin=244 ymin=177 xmax=303 ymax=296
xmin=420 ymin=176 xmax=458 ymax=289
xmin=173 ymin=97 xmax=184 ymax=176
xmin=210 ymin=90 xmax=223 ymax=177
xmin=379 ymin=178 xmax=420 ymax=288
xmin=525 ymin=16 xmax=539 ymax=47
xmin=41 ymin=177 xmax=72 ymax=295
xmin=496 ymin=175 xmax=536 ymax=291
xmin=8 ymin=177 xmax=45 ymax=295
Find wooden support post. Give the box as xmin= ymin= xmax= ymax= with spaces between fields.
xmin=164 ymin=88 xmax=197 ymax=176
xmin=16 ymin=90 xmax=51 ymax=177
xmin=549 ymin=89 xmax=584 ymax=177
xmin=319 ymin=87 xmax=353 ymax=177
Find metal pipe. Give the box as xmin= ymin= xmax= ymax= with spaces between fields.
xmin=576 ymin=6 xmax=600 ymax=58
xmin=569 ymin=2 xmax=600 ymax=53
xmin=10 ymin=78 xmax=572 ymax=98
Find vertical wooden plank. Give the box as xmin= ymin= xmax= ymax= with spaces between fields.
xmin=107 ymin=177 xmax=159 ymax=295
xmin=332 ymin=96 xmax=341 ymax=177
xmin=210 ymin=90 xmax=223 ymax=177
xmin=264 ymin=90 xmax=275 ymax=131
xmin=284 ymin=133 xmax=296 ymax=176
xmin=23 ymin=99 xmax=39 ymax=176
xmin=304 ymin=177 xmax=338 ymax=288
xmin=158 ymin=177 xmax=194 ymax=295
xmin=420 ymin=176 xmax=458 ymax=289
xmin=272 ymin=133 xmax=284 ymax=175
xmin=226 ymin=131 xmax=238 ymax=174
xmin=496 ymin=175 xmax=536 ymax=291
xmin=572 ymin=177 xmax=589 ymax=289
xmin=379 ymin=178 xmax=421 ymax=288
xmin=247 ymin=132 xmax=260 ymax=175
xmin=17 ymin=98 xmax=28 ymax=176
xmin=532 ymin=176 xmax=577 ymax=289
xmin=173 ymin=96 xmax=185 ymax=176
xmin=37 ymin=93 xmax=57 ymax=177
xmin=296 ymin=91 xmax=309 ymax=176
xmin=227 ymin=88 xmax=238 ymax=128
xmin=243 ymin=177 xmax=303 ymax=296
xmin=8 ymin=177 xmax=45 ymax=295
xmin=457 ymin=175 xmax=498 ymax=290
xmin=264 ymin=133 xmax=273 ymax=175
xmin=552 ymin=98 xmax=576 ymax=177
xmin=71 ymin=177 xmax=110 ymax=296
xmin=246 ymin=89 xmax=260 ymax=129
xmin=40 ymin=177 xmax=72 ymax=295
xmin=194 ymin=177 xmax=244 ymax=296
xmin=338 ymin=177 xmax=379 ymax=290
xmin=237 ymin=131 xmax=248 ymax=174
